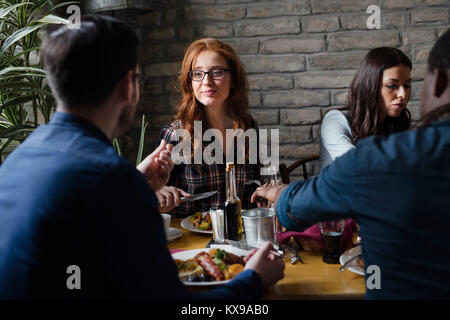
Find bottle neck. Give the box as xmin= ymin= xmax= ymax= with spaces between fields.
xmin=226 ymin=167 xmax=238 ymax=201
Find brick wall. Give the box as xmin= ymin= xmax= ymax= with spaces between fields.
xmin=113 ymin=0 xmax=450 ymax=180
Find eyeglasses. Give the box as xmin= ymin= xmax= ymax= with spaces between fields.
xmin=189 ymin=68 xmax=230 ymax=81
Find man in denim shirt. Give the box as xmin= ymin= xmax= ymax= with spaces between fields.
xmin=0 ymin=15 xmax=284 ymax=299
xmin=252 ymin=29 xmax=450 ymax=299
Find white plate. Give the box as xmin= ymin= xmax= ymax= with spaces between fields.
xmin=172 ymin=245 xmax=250 ymax=286
xmin=180 ymin=212 xmax=213 ymax=234
xmin=167 ymin=227 xmax=183 ymax=242
xmin=339 ymin=246 xmax=364 ymax=276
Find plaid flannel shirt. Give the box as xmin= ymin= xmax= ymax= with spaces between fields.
xmin=160 ymin=119 xmax=261 ymax=218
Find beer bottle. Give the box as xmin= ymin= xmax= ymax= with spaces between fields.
xmin=224 ymin=163 xmax=242 ymax=240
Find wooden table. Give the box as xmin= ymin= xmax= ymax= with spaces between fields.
xmin=168 ymin=218 xmax=366 ymax=300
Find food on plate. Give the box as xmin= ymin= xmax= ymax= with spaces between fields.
xmin=175 ymin=248 xmax=246 ymax=283
xmin=189 ymin=211 xmax=212 ymax=230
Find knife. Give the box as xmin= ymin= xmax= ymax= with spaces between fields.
xmin=225 ymin=240 xmax=284 ymax=257
xmin=181 ymin=191 xmax=217 ymax=202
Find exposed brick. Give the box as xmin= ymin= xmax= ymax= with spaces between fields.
xmin=261 ymin=36 xmax=325 ymax=54
xmin=340 ymin=14 xmax=366 ymax=30
xmin=247 ymin=0 xmax=310 ymax=18
xmin=307 ymin=51 xmax=366 ymax=70
xmin=280 ymin=108 xmax=322 ymax=125
xmin=341 ymin=11 xmax=408 ymax=30
xmin=147 ymin=28 xmax=175 ymax=41
xmin=166 ymin=9 xmax=177 ymax=23
xmin=279 ymin=143 xmax=320 ymax=159
xmin=421 ymin=0 xmax=448 ymax=5
xmin=382 ymin=12 xmax=409 ymax=29
xmin=294 ymin=71 xmax=354 ymax=89
xmin=264 ymin=91 xmax=329 ymax=108
xmin=241 ymin=55 xmax=305 ymax=73
xmin=185 ymin=5 xmax=246 ymax=21
xmin=302 ymin=15 xmax=340 ymax=33
xmin=145 ymin=62 xmax=181 ymax=77
xmin=179 ymin=26 xmax=195 ymax=39
xmin=133 ymin=11 xmax=161 ymax=26
xmin=224 ymin=38 xmax=259 ymax=54
xmin=404 ymin=27 xmax=437 ymax=45
xmin=382 ymin=0 xmax=415 ymax=8
xmin=278 ymin=126 xmax=313 ymax=143
xmin=410 ymin=81 xmax=423 ymax=100
xmin=311 ymin=0 xmax=374 ymax=14
xmin=407 ymin=100 xmax=421 ymax=121
xmin=166 ymin=43 xmax=188 ymax=58
xmin=250 ymin=109 xmax=279 ymax=125
xmin=411 ymin=64 xmax=428 ymax=80
xmin=331 ymin=90 xmax=349 ymax=105
xmin=413 ymin=46 xmax=433 ymax=63
xmin=198 ymin=24 xmax=234 ymax=37
xmin=248 ymin=74 xmax=293 ymax=91
xmin=138 ymin=96 xmax=170 ymax=114
xmin=438 ymin=26 xmax=449 ymax=37
xmin=329 ymin=30 xmax=401 ymax=52
xmin=412 ymin=7 xmax=449 ymax=24
xmin=141 ymin=80 xmax=163 ymax=96
xmin=248 ymin=92 xmax=262 ymax=107
xmin=235 ymin=17 xmax=301 ymax=36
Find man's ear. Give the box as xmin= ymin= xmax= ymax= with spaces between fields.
xmin=433 ymin=69 xmax=448 ymax=98
xmin=116 ymin=70 xmax=134 ymax=104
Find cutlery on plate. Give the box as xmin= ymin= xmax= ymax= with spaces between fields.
xmin=339 ymin=253 xmax=362 ymax=272
xmin=180 ymin=191 xmax=217 ymax=201
xmin=225 ymin=240 xmax=284 ymax=257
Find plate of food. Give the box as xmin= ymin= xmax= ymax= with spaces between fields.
xmin=172 ymin=245 xmax=249 ymax=286
xmin=339 ymin=246 xmax=364 ymax=276
xmin=181 ymin=211 xmax=213 ymax=234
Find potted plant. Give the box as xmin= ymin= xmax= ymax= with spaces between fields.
xmin=0 ymin=0 xmax=78 ymax=163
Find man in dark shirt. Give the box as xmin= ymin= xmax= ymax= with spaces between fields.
xmin=252 ymin=29 xmax=450 ymax=299
xmin=0 ymin=15 xmax=284 ymax=299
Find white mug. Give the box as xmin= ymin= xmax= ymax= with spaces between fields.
xmin=161 ymin=213 xmax=171 ymax=237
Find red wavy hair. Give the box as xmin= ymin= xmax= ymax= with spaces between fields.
xmin=174 ymin=38 xmax=253 ymax=153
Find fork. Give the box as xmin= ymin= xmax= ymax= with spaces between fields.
xmin=339 ymin=253 xmax=361 ymax=272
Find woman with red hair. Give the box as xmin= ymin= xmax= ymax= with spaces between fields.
xmin=157 ymin=38 xmax=260 ymax=217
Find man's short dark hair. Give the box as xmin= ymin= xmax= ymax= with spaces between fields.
xmin=428 ymin=28 xmax=450 ymax=72
xmin=41 ymin=14 xmax=139 ymax=107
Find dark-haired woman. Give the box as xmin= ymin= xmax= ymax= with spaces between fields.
xmin=157 ymin=38 xmax=260 ymax=217
xmin=320 ymin=47 xmax=412 ymax=169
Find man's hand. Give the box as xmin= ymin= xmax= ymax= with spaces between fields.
xmin=250 ymin=184 xmax=287 ymax=208
xmin=156 ymin=186 xmax=191 ymax=213
xmin=244 ymin=242 xmax=285 ymax=291
xmin=137 ymin=140 xmax=174 ymax=192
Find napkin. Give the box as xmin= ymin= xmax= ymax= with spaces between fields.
xmin=278 ymin=219 xmax=358 ymax=252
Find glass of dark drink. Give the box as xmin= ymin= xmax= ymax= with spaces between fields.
xmin=318 ymin=220 xmax=346 ymax=264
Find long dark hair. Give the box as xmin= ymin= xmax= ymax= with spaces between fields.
xmin=347 ymin=47 xmax=412 ymax=143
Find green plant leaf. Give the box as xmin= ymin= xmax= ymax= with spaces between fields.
xmin=113 ymin=138 xmax=122 ymax=157
xmin=136 ymin=114 xmax=149 ymax=165
xmin=0 ymin=3 xmax=31 ymax=20
xmin=38 ymin=14 xmax=69 ymax=25
xmin=0 ymin=23 xmax=43 ymax=56
xmin=0 ymin=66 xmax=46 ymax=77
xmin=0 ymin=95 xmax=37 ymax=112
